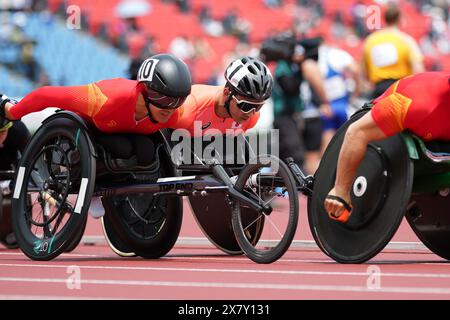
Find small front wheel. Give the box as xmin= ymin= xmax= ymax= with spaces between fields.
xmin=231 ymin=155 xmax=299 ymax=264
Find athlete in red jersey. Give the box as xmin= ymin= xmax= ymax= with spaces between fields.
xmin=173 ymin=56 xmax=273 ymax=137
xmin=174 ymin=84 xmax=260 ymax=137
xmin=0 ymin=54 xmax=192 ymax=136
xmin=324 ymin=71 xmax=450 ymax=222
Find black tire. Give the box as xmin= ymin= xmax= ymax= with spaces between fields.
xmin=231 ymin=154 xmax=299 ymax=264
xmin=101 ymin=214 xmax=136 ymax=257
xmin=0 ymin=194 xmax=18 ymax=249
xmin=308 ymin=109 xmax=413 ymax=263
xmin=12 ymin=117 xmax=96 ymax=261
xmin=64 ymin=214 xmax=88 ymax=253
xmin=102 ymin=194 xmax=182 ymax=259
xmin=101 ymin=145 xmax=182 ymax=259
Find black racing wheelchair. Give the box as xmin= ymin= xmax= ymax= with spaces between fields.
xmin=308 ymin=105 xmax=450 ymax=263
xmin=11 ymin=111 xmax=311 ymax=264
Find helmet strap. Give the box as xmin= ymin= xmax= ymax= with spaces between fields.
xmin=223 ymin=92 xmax=233 ymax=118
xmin=144 ymin=98 xmax=159 ymax=124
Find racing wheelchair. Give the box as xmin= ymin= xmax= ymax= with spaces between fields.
xmin=308 ymin=105 xmax=450 ymax=263
xmin=11 ymin=111 xmax=305 ymax=264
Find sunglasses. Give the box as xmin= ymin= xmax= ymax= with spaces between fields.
xmin=144 ymin=86 xmax=187 ymax=110
xmin=231 ymin=95 xmax=265 ymax=113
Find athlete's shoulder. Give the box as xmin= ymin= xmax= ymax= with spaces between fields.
xmin=364 ymin=29 xmax=383 ymax=43
xmin=191 ymin=84 xmax=223 ymax=95
xmin=96 ymin=78 xmax=137 ymax=86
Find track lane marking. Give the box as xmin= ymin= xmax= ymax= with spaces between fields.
xmin=0 ymin=277 xmax=450 ymax=295
xmin=1 ymin=263 xmax=450 ymax=279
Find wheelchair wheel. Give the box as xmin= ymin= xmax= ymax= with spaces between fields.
xmin=308 ymin=109 xmax=413 ymax=263
xmin=101 ymin=214 xmax=136 ymax=257
xmin=12 ymin=117 xmax=96 ymax=261
xmin=102 ymin=194 xmax=182 ymax=259
xmin=0 ymin=194 xmax=18 ymax=249
xmin=406 ymin=192 xmax=450 ymax=260
xmin=231 ymin=154 xmax=299 ymax=264
xmin=64 ymin=214 xmax=88 ymax=253
xmin=101 ymin=146 xmax=182 ymax=259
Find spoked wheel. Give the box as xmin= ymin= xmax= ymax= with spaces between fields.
xmin=12 ymin=117 xmax=95 ymax=261
xmin=101 ymin=146 xmax=182 ymax=259
xmin=231 ymin=154 xmax=299 ymax=264
xmin=101 ymin=212 xmax=136 ymax=257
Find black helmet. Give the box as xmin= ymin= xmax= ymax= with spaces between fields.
xmin=137 ymin=53 xmax=192 ymax=109
xmin=224 ymin=56 xmax=273 ymax=101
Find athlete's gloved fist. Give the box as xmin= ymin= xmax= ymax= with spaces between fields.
xmin=0 ymin=94 xmax=14 ymax=131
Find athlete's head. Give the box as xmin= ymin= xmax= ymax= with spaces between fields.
xmin=223 ymin=56 xmax=273 ymax=123
xmin=384 ymin=3 xmax=401 ymax=26
xmin=137 ymin=53 xmax=192 ymax=122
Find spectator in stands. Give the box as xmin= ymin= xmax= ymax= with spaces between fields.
xmin=169 ymin=35 xmax=195 ymax=63
xmin=222 ymin=8 xmax=251 ymax=44
xmin=175 ymin=0 xmax=190 ymax=13
xmin=361 ymin=3 xmax=425 ymax=99
xmin=20 ymin=39 xmax=39 ymax=82
xmin=199 ymin=4 xmax=224 ymax=37
xmin=36 ymin=71 xmax=50 ymax=87
xmin=265 ymin=0 xmax=283 ymax=8
xmin=351 ymin=0 xmax=369 ymax=38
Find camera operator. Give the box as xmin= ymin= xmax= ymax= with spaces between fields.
xmin=264 ymin=37 xmax=331 ymax=174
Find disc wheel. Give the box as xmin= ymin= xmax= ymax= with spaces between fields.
xmin=101 ymin=212 xmax=136 ymax=257
xmin=308 ymin=109 xmax=413 ymax=263
xmin=101 ymin=146 xmax=182 ymax=259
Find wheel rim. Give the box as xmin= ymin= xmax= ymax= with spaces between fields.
xmin=23 ymin=138 xmax=78 ymax=246
xmin=233 ymin=155 xmax=299 ymax=263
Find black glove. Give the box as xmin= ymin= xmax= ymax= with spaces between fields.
xmin=0 ymin=94 xmax=13 ymax=131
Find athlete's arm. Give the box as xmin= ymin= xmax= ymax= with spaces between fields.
xmin=6 ymin=85 xmax=91 ymax=120
xmin=324 ymin=112 xmax=389 ymax=217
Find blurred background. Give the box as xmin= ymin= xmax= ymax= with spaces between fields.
xmin=0 ymin=0 xmax=449 ymax=170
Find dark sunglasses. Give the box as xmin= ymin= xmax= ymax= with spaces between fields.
xmin=144 ymin=87 xmax=187 ymax=110
xmin=232 ymin=95 xmax=265 ymax=113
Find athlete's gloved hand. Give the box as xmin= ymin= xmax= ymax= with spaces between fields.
xmin=0 ymin=94 xmax=13 ymax=131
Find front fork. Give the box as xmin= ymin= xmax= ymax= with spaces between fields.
xmin=285 ymin=157 xmax=314 ymax=197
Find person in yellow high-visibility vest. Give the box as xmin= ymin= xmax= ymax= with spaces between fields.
xmin=362 ymin=3 xmax=424 ymax=99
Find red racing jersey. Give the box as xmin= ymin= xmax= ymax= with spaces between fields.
xmin=172 ymin=84 xmax=260 ymax=137
xmin=9 ymin=78 xmax=179 ymax=134
xmin=371 ymin=72 xmax=450 ymax=141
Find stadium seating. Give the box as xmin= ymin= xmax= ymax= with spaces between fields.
xmin=0 ymin=65 xmax=35 ymax=98
xmin=21 ymin=13 xmax=129 ymax=86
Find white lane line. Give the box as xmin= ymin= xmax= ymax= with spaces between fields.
xmin=0 ymin=277 xmax=449 ymax=295
xmin=1 ymin=263 xmax=450 ymax=279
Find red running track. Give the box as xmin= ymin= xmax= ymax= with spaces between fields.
xmin=1 ymin=196 xmax=449 ymax=300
